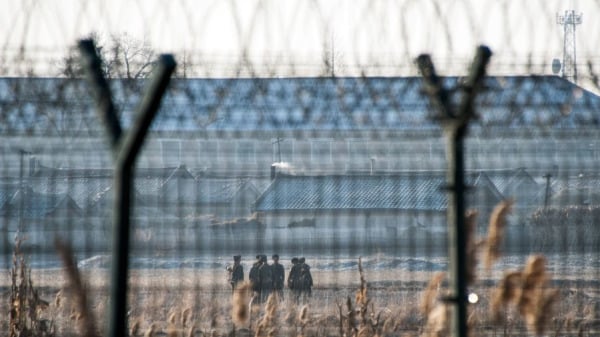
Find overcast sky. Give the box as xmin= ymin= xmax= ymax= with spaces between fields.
xmin=2 ymin=0 xmax=599 ymax=77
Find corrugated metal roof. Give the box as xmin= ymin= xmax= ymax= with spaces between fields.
xmin=1 ymin=186 xmax=81 ymax=218
xmin=483 ymin=168 xmax=543 ymax=201
xmin=195 ymin=178 xmax=256 ymax=204
xmin=1 ymin=75 xmax=599 ymax=134
xmin=0 ymin=183 xmax=18 ymax=208
xmin=254 ymin=173 xmax=448 ymax=212
xmin=8 ymin=166 xmax=257 ymax=209
xmin=253 ymin=170 xmax=538 ymax=213
xmin=31 ymin=176 xmax=112 ymax=209
xmin=161 ymin=177 xmax=258 ymax=204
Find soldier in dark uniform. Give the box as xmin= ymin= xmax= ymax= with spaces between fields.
xmin=248 ymin=255 xmax=262 ymax=303
xmin=227 ymin=255 xmax=244 ymax=291
xmin=288 ymin=257 xmax=302 ymax=303
xmin=271 ymin=254 xmax=285 ymax=301
xmin=298 ymin=257 xmax=313 ymax=302
xmin=258 ymin=255 xmax=272 ymax=303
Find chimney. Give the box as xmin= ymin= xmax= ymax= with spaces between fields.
xmin=370 ymin=157 xmax=375 ymax=175
xmin=270 ymin=164 xmax=277 ymax=180
xmin=29 ymin=156 xmax=37 ymax=176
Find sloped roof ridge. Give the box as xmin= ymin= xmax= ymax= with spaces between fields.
xmin=274 ymin=171 xmax=448 ymax=178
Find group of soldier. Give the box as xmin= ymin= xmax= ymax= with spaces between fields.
xmin=227 ymin=254 xmax=313 ymax=304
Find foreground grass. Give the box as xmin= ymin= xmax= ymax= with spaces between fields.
xmin=2 ymin=265 xmax=600 ymax=337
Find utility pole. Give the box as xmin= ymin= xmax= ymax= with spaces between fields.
xmin=272 ymin=137 xmax=283 ymax=163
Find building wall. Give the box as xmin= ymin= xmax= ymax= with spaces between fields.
xmin=251 ymin=210 xmax=447 ymax=253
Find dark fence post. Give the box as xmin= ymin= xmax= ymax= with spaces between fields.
xmin=417 ymin=45 xmax=492 ymax=337
xmin=78 ymin=39 xmax=176 ymax=337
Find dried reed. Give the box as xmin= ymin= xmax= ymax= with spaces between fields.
xmin=421 ymin=303 xmax=449 ymax=337
xmin=464 ymin=210 xmax=480 ymax=284
xmin=520 ymin=255 xmax=558 ymax=336
xmin=254 ymin=293 xmax=278 ymax=337
xmin=55 ymin=238 xmax=99 ymax=337
xmin=143 ymin=323 xmax=157 ymax=337
xmin=298 ymin=304 xmax=309 ymax=336
xmin=232 ymin=281 xmax=251 ymax=326
xmin=166 ymin=323 xmax=179 ymax=337
xmin=9 ymin=237 xmax=55 ymax=337
xmin=484 ymin=199 xmax=513 ymax=269
xmin=356 ymin=257 xmax=368 ymax=307
xmin=182 ymin=307 xmax=192 ymax=328
xmin=419 ymin=272 xmax=446 ymax=317
xmin=489 ymin=255 xmax=558 ymax=336
xmin=490 ymin=271 xmax=523 ymax=323
xmin=298 ymin=304 xmax=308 ymax=324
xmin=356 ymin=257 xmax=372 ymax=328
xmin=130 ymin=319 xmax=141 ymax=336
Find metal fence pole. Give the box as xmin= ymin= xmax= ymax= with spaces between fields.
xmin=78 ymin=39 xmax=176 ymax=337
xmin=417 ymin=45 xmax=491 ymax=337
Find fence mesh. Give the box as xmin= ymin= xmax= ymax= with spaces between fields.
xmin=2 ymin=1 xmax=600 ymax=336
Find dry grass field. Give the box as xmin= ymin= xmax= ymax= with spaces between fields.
xmin=3 ymin=255 xmax=600 ymax=337
xmin=4 ymin=201 xmax=600 ymax=337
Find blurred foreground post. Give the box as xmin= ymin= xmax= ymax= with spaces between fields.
xmin=417 ymin=45 xmax=492 ymax=337
xmin=78 ymin=39 xmax=176 ymax=337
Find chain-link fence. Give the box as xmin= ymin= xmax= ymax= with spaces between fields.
xmin=2 ymin=1 xmax=600 ymax=337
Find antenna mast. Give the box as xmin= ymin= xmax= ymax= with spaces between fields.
xmin=557 ymin=10 xmax=582 ymax=83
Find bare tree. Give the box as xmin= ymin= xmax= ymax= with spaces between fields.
xmin=104 ymin=33 xmax=156 ymax=79
xmin=59 ymin=32 xmax=156 ymax=80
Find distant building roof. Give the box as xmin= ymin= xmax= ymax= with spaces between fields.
xmin=551 ymin=174 xmax=600 ymax=206
xmin=161 ymin=176 xmax=259 ymax=205
xmin=1 ymin=75 xmax=599 ymax=135
xmin=0 ymin=183 xmax=18 ymax=208
xmin=254 ymin=173 xmax=448 ymax=212
xmin=254 ymin=170 xmax=531 ymax=214
xmin=483 ymin=168 xmax=545 ymax=205
xmin=1 ymin=186 xmax=81 ymax=219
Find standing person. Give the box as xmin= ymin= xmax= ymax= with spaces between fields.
xmin=271 ymin=254 xmax=285 ymax=301
xmin=249 ymin=255 xmax=262 ymax=303
xmin=258 ymin=255 xmax=272 ymax=303
xmin=227 ymin=255 xmax=244 ymax=291
xmin=298 ymin=257 xmax=313 ymax=302
xmin=288 ymin=257 xmax=301 ymax=303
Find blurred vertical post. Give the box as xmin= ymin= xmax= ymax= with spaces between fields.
xmin=78 ymin=39 xmax=176 ymax=337
xmin=417 ymin=45 xmax=491 ymax=337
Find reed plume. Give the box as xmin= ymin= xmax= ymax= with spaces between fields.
xmin=489 ymin=255 xmax=558 ymax=336
xmin=232 ymin=281 xmax=251 ymax=326
xmin=55 ymin=238 xmax=99 ymax=337
xmin=181 ymin=307 xmax=192 ymax=328
xmin=130 ymin=319 xmax=141 ymax=336
xmin=143 ymin=323 xmax=157 ymax=337
xmin=490 ymin=271 xmax=523 ymax=323
xmin=484 ymin=199 xmax=513 ymax=269
xmin=255 ymin=293 xmax=278 ymax=337
xmin=420 ymin=272 xmax=446 ymax=317
xmin=421 ymin=303 xmax=449 ymax=337
xmin=464 ymin=210 xmax=480 ymax=284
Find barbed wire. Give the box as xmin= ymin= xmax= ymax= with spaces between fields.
xmin=2 ymin=1 xmax=599 ymax=80
xmin=2 ymin=1 xmax=600 ymax=336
